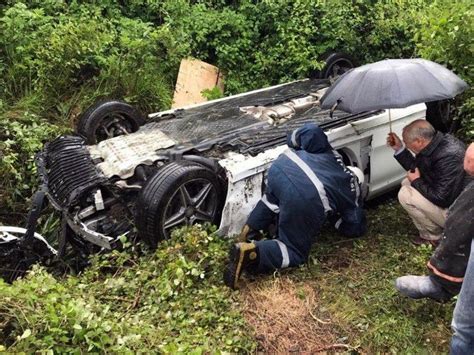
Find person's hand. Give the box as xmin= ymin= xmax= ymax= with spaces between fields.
xmin=407 ymin=167 xmax=420 ymax=182
xmin=387 ymin=132 xmax=403 ymax=151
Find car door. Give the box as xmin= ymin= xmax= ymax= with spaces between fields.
xmin=349 ymin=103 xmax=427 ymax=198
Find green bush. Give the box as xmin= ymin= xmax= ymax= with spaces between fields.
xmin=96 ymin=16 xmax=186 ymax=112
xmin=0 ymin=3 xmax=53 ymax=103
xmin=1 ymin=0 xmax=472 ymax=217
xmin=0 ymin=2 xmax=188 ymax=112
xmin=415 ymin=0 xmax=473 ymax=140
xmin=0 ymin=111 xmax=62 ymax=218
xmin=0 ymin=2 xmax=191 ymax=217
xmin=0 ymin=225 xmax=255 ymax=352
xmin=168 ymin=0 xmax=366 ymax=93
xmin=350 ymin=0 xmax=426 ymax=63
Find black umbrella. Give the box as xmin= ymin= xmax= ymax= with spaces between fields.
xmin=320 ymin=58 xmax=468 ymax=131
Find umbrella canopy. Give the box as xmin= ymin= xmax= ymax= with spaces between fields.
xmin=320 ymin=58 xmax=468 ymax=113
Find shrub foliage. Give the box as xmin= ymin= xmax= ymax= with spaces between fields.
xmin=0 ymin=1 xmax=472 ymax=349
xmin=0 ymin=0 xmax=472 ymax=217
xmin=0 ymin=226 xmax=254 ymax=353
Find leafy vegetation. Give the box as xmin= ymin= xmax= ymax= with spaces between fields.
xmin=0 ymin=202 xmax=456 ymax=352
xmin=0 ymin=225 xmax=255 ymax=353
xmin=415 ymin=0 xmax=473 ymax=139
xmin=0 ymin=0 xmax=472 ymax=218
xmin=0 ymin=1 xmax=471 ymax=352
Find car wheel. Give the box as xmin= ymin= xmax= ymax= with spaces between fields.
xmin=136 ymin=161 xmax=225 ymax=248
xmin=426 ymin=99 xmax=452 ymax=132
xmin=76 ymin=100 xmax=145 ymax=144
xmin=320 ymin=52 xmax=356 ymax=81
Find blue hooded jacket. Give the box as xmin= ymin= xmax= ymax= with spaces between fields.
xmin=286 ymin=123 xmax=332 ymax=154
xmin=249 ymin=123 xmax=366 ymax=238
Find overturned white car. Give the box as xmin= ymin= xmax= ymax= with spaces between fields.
xmin=1 ymin=78 xmax=428 ymax=281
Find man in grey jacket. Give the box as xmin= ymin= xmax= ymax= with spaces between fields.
xmin=450 ymin=142 xmax=474 ymax=354
xmin=387 ymin=119 xmax=465 ymax=245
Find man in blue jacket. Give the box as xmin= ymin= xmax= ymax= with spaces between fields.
xmin=224 ymin=123 xmax=367 ymax=289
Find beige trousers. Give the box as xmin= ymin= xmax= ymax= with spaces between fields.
xmin=398 ymin=178 xmax=448 ymax=241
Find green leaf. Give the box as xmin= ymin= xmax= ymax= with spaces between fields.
xmin=20 ymin=329 xmax=31 ymax=339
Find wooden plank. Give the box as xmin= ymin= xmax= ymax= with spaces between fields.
xmin=172 ymin=58 xmax=224 ymax=109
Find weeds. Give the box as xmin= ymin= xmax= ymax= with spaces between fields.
xmin=0 ymin=225 xmax=256 ymax=353
xmin=0 ymin=203 xmax=457 ymax=352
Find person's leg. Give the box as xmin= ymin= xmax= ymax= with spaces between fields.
xmin=247 ymin=199 xmax=278 ymax=233
xmin=253 ymin=239 xmax=297 ymax=273
xmin=401 ymin=177 xmax=411 ymax=187
xmin=395 ymin=275 xmax=452 ymax=301
xmin=398 ymin=182 xmax=447 ymax=241
xmin=224 ymin=183 xmax=323 ymax=288
xmin=450 ymin=239 xmax=474 ymax=354
xmin=254 ymin=196 xmax=324 ymax=272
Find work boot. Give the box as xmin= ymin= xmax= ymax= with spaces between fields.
xmin=395 ymin=275 xmax=452 ymax=302
xmin=223 ymin=242 xmax=259 ymax=290
xmin=237 ymin=224 xmax=264 ymax=243
xmin=237 ymin=224 xmax=250 ymax=243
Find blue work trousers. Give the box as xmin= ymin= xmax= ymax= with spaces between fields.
xmin=250 ymin=193 xmax=325 ymax=274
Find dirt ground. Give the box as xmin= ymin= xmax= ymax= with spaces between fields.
xmin=239 ymin=276 xmax=353 ymax=353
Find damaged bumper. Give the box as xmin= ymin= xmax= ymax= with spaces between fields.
xmin=36 ymin=136 xmax=124 ymax=250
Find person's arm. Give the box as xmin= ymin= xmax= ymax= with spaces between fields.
xmin=434 ymin=184 xmax=474 ymax=257
xmin=411 ymin=157 xmax=465 ymax=207
xmin=247 ymin=183 xmax=279 ymax=232
xmin=394 ymin=148 xmax=416 ymax=172
xmin=428 ymin=185 xmax=474 ymax=280
xmin=335 ymin=207 xmax=367 ymax=237
xmin=387 ymin=132 xmax=415 ymax=171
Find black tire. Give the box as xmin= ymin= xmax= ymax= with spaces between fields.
xmin=136 ymin=161 xmax=225 ymax=248
xmin=319 ymin=52 xmax=356 ymax=81
xmin=76 ymin=100 xmax=145 ymax=144
xmin=426 ymin=99 xmax=452 ymax=132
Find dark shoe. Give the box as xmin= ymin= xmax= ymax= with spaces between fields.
xmin=223 ymin=242 xmax=259 ymax=290
xmin=411 ymin=234 xmax=433 ymax=246
xmin=395 ymin=275 xmax=452 ymax=302
xmin=429 ymin=239 xmax=440 ymax=248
